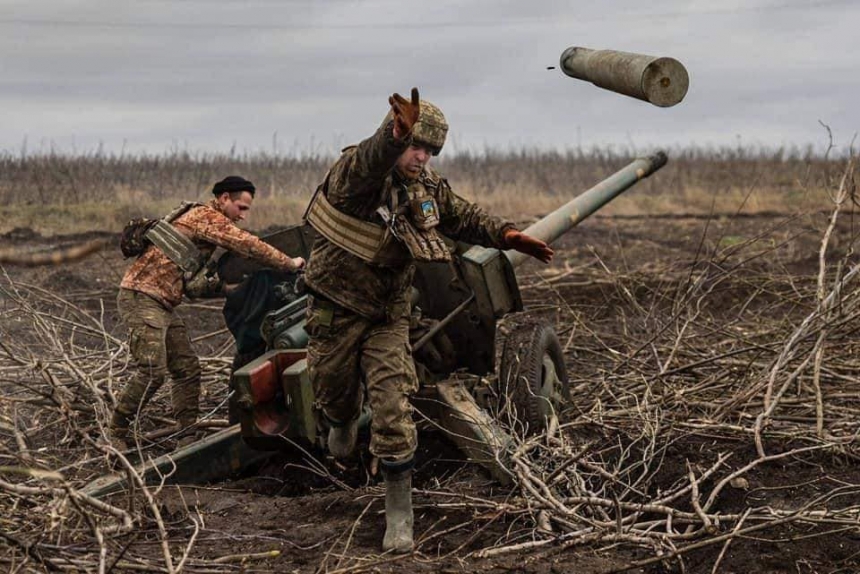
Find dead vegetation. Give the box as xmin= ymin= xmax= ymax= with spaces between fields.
xmin=1 ymin=153 xmax=860 ymax=573
xmin=0 ymin=276 xmax=237 ymax=573
xmin=479 ymin=163 xmax=860 ymax=570
xmin=0 ymin=145 xmax=847 ymax=235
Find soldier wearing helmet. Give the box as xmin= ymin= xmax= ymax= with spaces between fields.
xmin=302 ymin=88 xmax=553 ymax=553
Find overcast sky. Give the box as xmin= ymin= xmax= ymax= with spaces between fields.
xmin=1 ymin=0 xmax=857 ymax=156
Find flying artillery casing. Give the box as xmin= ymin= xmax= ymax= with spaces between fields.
xmin=560 ymin=46 xmax=689 ymax=107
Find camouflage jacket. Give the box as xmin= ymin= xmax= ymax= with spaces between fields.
xmin=304 ymin=122 xmax=516 ymax=321
xmin=121 ymin=199 xmax=293 ymax=309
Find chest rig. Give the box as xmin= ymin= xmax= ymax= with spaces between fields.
xmin=305 ymin=170 xmax=452 ymax=266
xmin=381 ymin=174 xmax=451 ymax=263
xmin=124 ymin=201 xmax=207 ymax=275
xmin=146 ymin=202 xmax=225 ymax=297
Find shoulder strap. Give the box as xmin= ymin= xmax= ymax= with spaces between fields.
xmin=418 ymin=168 xmax=444 ymax=190
xmin=305 ymin=186 xmax=389 ymax=262
xmin=164 ymin=201 xmax=204 ymax=223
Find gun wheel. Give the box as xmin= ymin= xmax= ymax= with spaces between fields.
xmin=497 ymin=321 xmax=570 ymax=435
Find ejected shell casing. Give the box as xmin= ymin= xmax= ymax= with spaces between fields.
xmin=560 ymin=46 xmax=689 ymax=107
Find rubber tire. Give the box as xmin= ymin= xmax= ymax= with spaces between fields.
xmin=497 ymin=322 xmax=570 ymax=435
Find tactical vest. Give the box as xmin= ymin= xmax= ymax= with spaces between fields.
xmin=147 ymin=202 xmax=227 ymax=297
xmin=304 ymin=171 xmax=452 ymax=266
xmin=145 ymin=202 xmax=207 ymax=274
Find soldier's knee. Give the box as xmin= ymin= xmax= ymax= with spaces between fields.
xmin=137 ymin=359 xmax=170 ymax=377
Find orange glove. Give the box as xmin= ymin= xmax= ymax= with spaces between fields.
xmin=503 ymin=230 xmax=554 ymax=263
xmin=388 ymin=87 xmax=421 ymax=140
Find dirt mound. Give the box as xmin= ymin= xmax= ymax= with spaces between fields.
xmin=2 ymin=226 xmax=41 ymax=241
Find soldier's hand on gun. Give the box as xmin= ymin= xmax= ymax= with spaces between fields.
xmin=389 ymin=87 xmax=420 ymax=140
xmin=503 ymin=230 xmax=554 ymax=264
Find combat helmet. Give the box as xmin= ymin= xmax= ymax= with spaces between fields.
xmin=382 ymin=99 xmax=449 ymax=156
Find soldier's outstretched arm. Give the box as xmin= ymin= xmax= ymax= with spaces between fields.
xmin=436 ymin=180 xmax=553 ymax=263
xmin=326 ymin=88 xmax=420 ymax=204
xmin=179 ymin=214 xmax=303 ymax=272
xmin=502 ymin=230 xmax=553 ymax=264
xmin=435 ymin=178 xmax=516 ymax=249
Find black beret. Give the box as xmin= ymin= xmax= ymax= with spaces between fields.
xmin=212 ymin=175 xmax=256 ymax=196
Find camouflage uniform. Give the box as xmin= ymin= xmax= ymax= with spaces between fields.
xmin=115 ymin=289 xmax=201 ymax=427
xmin=114 ymin=200 xmax=295 ymax=435
xmin=304 ymin=119 xmax=515 ymax=460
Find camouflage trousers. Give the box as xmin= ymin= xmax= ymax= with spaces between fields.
xmin=305 ymin=295 xmax=418 ymax=460
xmin=113 ymin=289 xmax=201 ymax=433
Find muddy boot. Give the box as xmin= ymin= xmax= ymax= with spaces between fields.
xmin=381 ymin=459 xmax=414 ymax=554
xmin=174 ymin=416 xmax=200 ymax=449
xmin=327 ymin=417 xmax=359 ymax=460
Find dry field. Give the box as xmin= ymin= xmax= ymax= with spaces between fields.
xmin=1 ymin=149 xmax=860 ymax=574
xmin=0 ymin=145 xmax=845 ymax=235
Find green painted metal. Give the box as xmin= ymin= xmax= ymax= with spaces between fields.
xmin=261 ymin=295 xmax=309 ymax=349
xmin=560 ymin=47 xmax=689 ymax=107
xmin=82 ymin=425 xmax=271 ymax=499
xmin=432 ymin=380 xmax=514 ymax=485
xmin=234 ymin=349 xmax=317 ymax=450
xmin=281 ymin=358 xmax=317 ymax=443
xmin=275 ymin=322 xmax=309 ymax=349
xmin=505 ymin=152 xmax=667 ymax=268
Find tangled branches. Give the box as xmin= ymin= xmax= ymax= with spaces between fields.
xmin=476 ymin=156 xmax=860 ymax=570
xmin=1 ymin=158 xmax=859 ymax=573
xmin=0 ymin=276 xmax=236 ymax=573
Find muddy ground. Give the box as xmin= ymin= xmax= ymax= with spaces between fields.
xmin=2 ymin=210 xmax=860 ymax=573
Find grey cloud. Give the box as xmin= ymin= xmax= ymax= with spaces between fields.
xmin=0 ymin=0 xmax=857 ymax=154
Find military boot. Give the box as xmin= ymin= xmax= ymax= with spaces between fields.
xmin=327 ymin=417 xmax=359 ymax=460
xmin=174 ymin=416 xmax=200 ymax=449
xmin=108 ymin=411 xmax=131 ymax=453
xmin=381 ymin=459 xmax=414 ymax=554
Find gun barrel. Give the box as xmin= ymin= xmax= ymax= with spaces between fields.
xmin=560 ymin=47 xmax=689 ymax=107
xmin=505 ymin=151 xmax=667 ymax=269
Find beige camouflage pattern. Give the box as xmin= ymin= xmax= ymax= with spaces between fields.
xmin=379 ymin=100 xmax=448 ymax=155
xmin=390 ymin=177 xmax=451 ymax=263
xmin=121 ymin=199 xmax=294 ymax=309
xmin=305 ymin=295 xmax=418 ymax=459
xmin=411 ymin=100 xmax=448 ymax=154
xmin=113 ymin=289 xmax=201 ymax=432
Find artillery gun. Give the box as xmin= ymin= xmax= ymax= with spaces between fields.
xmin=225 ymin=152 xmax=668 ymax=483
xmin=82 ymin=152 xmax=667 ymax=498
xmin=82 ymin=45 xmax=683 ymax=497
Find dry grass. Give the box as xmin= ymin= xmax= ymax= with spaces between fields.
xmin=0 ymin=146 xmax=853 ymax=236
